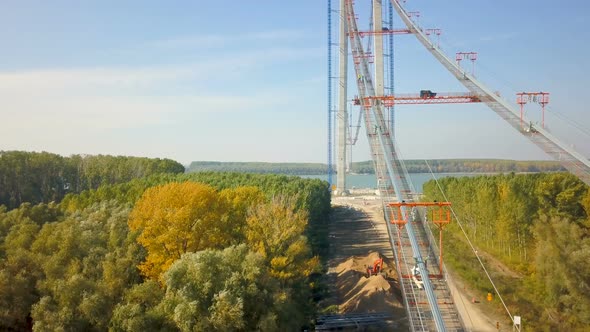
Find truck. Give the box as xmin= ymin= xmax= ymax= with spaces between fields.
xmin=420 ymin=90 xmax=437 ymax=98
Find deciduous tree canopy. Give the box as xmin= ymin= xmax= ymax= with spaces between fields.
xmin=0 ymin=151 xmax=185 ymax=209
xmin=129 ymin=182 xmax=230 ymax=280
xmin=161 ymin=245 xmax=278 ymax=332
xmin=0 ymin=167 xmax=330 ymax=331
xmin=423 ymin=172 xmax=590 ymax=330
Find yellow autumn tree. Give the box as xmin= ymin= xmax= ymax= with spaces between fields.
xmin=128 ymin=182 xmax=228 ymax=280
xmin=219 ymin=186 xmax=265 ymax=244
xmin=245 ymin=197 xmax=319 ymax=283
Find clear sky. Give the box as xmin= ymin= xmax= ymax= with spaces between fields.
xmin=1 ymin=0 xmax=589 ymax=165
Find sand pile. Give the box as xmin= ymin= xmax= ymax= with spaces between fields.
xmin=334 ymin=251 xmax=401 ymax=313
xmin=335 ymin=251 xmax=392 ymax=274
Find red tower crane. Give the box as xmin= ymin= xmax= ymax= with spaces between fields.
xmin=357 ymin=28 xmax=412 ymax=37
xmin=352 ymin=91 xmax=483 ymax=108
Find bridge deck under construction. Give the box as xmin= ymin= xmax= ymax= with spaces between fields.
xmin=383 ymin=201 xmax=464 ymax=331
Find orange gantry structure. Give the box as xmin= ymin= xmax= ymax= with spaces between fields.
xmin=357 ymin=28 xmax=412 ymax=37
xmin=352 ymin=92 xmax=483 ymax=108
xmin=388 ymin=201 xmax=452 ymax=277
xmin=517 ymin=91 xmax=549 ymax=129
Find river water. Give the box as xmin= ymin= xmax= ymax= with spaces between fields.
xmin=301 ymin=173 xmax=483 ymax=193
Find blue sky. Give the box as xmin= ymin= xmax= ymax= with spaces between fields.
xmin=0 ymin=0 xmax=588 ymax=164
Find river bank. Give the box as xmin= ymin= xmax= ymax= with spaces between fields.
xmin=302 ymin=173 xmax=487 ymax=193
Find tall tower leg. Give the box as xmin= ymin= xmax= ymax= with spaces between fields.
xmin=387 ymin=0 xmax=395 ymax=133
xmin=336 ymin=0 xmax=349 ymax=195
xmin=373 ymin=0 xmax=385 ymax=98
xmin=327 ymin=0 xmax=333 ymax=187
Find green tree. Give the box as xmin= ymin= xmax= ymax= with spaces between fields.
xmin=0 ymin=151 xmax=185 ymax=209
xmin=245 ymin=198 xmax=319 ymax=329
xmin=161 ymin=245 xmax=278 ymax=332
xmin=110 ymin=281 xmax=175 ymax=332
xmin=246 ymin=197 xmax=319 ymax=282
xmin=532 ymin=215 xmax=590 ymax=328
xmin=0 ymin=204 xmax=51 ymax=329
xmin=29 ymin=202 xmax=142 ymax=331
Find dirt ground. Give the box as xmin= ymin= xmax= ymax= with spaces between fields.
xmin=324 ymin=195 xmax=407 ymax=329
xmin=326 ymin=193 xmax=503 ymax=332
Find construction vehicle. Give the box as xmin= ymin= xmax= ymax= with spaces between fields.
xmin=366 ymin=257 xmax=385 ymax=277
xmin=420 ymin=89 xmax=437 ymax=98
xmin=412 ymin=265 xmax=425 ymax=290
xmin=524 ymin=121 xmax=538 ymax=134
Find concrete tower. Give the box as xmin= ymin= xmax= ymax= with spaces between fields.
xmin=373 ymin=0 xmax=385 ymax=97
xmin=335 ymin=0 xmax=349 ymax=196
xmin=336 ymin=0 xmax=385 ymax=196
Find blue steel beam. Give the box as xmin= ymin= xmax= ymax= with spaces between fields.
xmin=327 ymin=0 xmax=334 ymax=187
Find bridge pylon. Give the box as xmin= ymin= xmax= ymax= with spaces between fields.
xmin=334 ymin=0 xmax=349 ymax=196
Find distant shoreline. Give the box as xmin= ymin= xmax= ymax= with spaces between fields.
xmin=187 ymin=159 xmax=565 ymax=176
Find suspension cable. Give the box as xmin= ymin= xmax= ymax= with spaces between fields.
xmin=424 ymin=160 xmax=518 ymax=330
xmin=347 ymin=110 xmax=363 ymax=145
xmin=437 ymin=28 xmax=590 ymax=142
xmin=545 ymin=106 xmax=590 ymax=138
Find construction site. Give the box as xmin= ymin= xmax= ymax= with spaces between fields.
xmin=316 ymin=193 xmax=499 ymax=331
xmin=324 ymin=0 xmax=590 ymax=330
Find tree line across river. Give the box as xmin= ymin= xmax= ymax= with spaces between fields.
xmin=187 ymin=159 xmax=565 ymax=175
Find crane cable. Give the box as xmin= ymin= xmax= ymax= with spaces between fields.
xmin=545 ymin=106 xmax=590 ymax=138
xmin=424 ymin=160 xmax=519 ymax=331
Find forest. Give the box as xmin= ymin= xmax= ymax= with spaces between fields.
xmin=422 ymin=172 xmax=590 ymax=330
xmin=188 ymin=159 xmax=565 ymax=175
xmin=0 ymin=152 xmax=331 ymax=331
xmin=350 ymin=159 xmax=565 ymax=174
xmin=0 ymin=151 xmax=185 ymax=209
xmin=4 ymin=150 xmax=586 ymax=330
xmin=187 ymin=161 xmax=327 ymax=175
